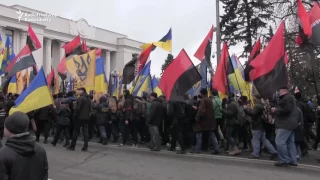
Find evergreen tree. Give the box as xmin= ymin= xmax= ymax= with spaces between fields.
xmin=161 ymin=54 xmax=174 ymax=75
xmin=220 ymin=0 xmax=272 ymax=57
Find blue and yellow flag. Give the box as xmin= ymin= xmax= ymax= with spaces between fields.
xmin=65 ymin=50 xmax=96 ymax=92
xmin=115 ymin=69 xmax=123 ymax=98
xmin=152 ymin=76 xmax=163 ymax=96
xmin=95 ymin=57 xmax=106 ymax=93
xmin=9 ymin=67 xmax=53 ymax=115
xmin=112 ymin=75 xmax=118 ymax=97
xmin=1 ymin=36 xmax=15 ymax=75
xmin=141 ymin=28 xmax=172 ymax=52
xmin=132 ymin=61 xmax=152 ymax=96
xmin=8 ymin=74 xmax=17 ymax=94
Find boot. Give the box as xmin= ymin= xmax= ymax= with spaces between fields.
xmin=102 ymin=139 xmax=108 ymax=145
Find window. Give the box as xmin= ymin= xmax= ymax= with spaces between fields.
xmin=4 ymin=29 xmax=13 ymax=45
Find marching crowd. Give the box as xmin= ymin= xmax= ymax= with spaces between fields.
xmin=0 ymin=86 xmax=320 ymax=175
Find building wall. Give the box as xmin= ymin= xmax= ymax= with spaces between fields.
xmin=0 ymin=4 xmax=143 ymax=78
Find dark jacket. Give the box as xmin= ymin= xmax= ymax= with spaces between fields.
xmin=4 ymin=99 xmax=15 ymax=117
xmin=222 ymin=100 xmax=238 ymax=126
xmin=92 ymin=97 xmax=111 ymax=125
xmin=167 ymin=101 xmax=186 ymax=125
xmin=274 ymin=93 xmax=299 ymax=130
xmin=146 ymin=98 xmax=164 ymax=127
xmin=123 ymin=94 xmax=134 ymax=121
xmin=54 ymin=98 xmax=62 ymax=110
xmin=194 ymin=96 xmax=216 ymax=132
xmin=57 ymin=106 xmax=71 ymax=126
xmin=244 ymin=101 xmax=264 ymax=131
xmin=0 ymin=133 xmax=48 ymax=180
xmin=34 ymin=105 xmax=56 ymax=121
xmin=74 ymin=93 xmax=91 ymax=121
xmin=295 ymin=108 xmax=304 ymax=143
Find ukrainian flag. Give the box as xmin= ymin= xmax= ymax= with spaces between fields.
xmin=152 ymin=76 xmax=163 ymax=96
xmin=115 ymin=69 xmax=123 ymax=98
xmin=1 ymin=36 xmax=15 ymax=75
xmin=95 ymin=57 xmax=106 ymax=93
xmin=7 ymin=74 xmax=17 ymax=94
xmin=112 ymin=75 xmax=118 ymax=97
xmin=9 ymin=67 xmax=53 ymax=115
xmin=104 ymin=72 xmax=108 ymax=93
xmin=0 ymin=49 xmax=4 ymax=69
xmin=141 ymin=28 xmax=172 ymax=52
xmin=132 ymin=61 xmax=151 ymax=96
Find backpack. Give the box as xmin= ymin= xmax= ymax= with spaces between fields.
xmin=133 ymin=99 xmax=143 ymax=115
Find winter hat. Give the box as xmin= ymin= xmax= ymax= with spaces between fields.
xmin=5 ymin=112 xmax=30 ymax=134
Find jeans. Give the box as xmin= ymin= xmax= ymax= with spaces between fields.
xmin=275 ymin=129 xmax=297 ymax=164
xmin=149 ymin=126 xmax=161 ymax=149
xmin=196 ymin=132 xmax=219 ymax=152
xmin=70 ymin=120 xmax=89 ymax=148
xmin=252 ymin=130 xmax=277 ymax=157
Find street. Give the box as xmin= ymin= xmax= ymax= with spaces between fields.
xmin=46 ymin=143 xmax=320 ymax=180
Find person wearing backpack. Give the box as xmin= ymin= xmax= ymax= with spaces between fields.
xmin=211 ymin=89 xmax=225 ymax=146
xmin=243 ymin=94 xmax=277 ymax=159
xmin=221 ymin=93 xmax=241 ymax=156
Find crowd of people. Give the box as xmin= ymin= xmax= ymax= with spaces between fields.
xmin=0 ymin=86 xmax=320 ymax=170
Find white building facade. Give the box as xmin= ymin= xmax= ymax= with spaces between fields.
xmin=0 ymin=4 xmax=143 ymax=78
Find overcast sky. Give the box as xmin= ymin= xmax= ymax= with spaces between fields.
xmin=3 ymin=0 xmax=243 ymax=76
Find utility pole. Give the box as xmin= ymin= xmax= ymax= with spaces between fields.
xmin=216 ymin=0 xmax=221 ymax=64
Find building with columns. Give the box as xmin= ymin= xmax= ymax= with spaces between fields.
xmin=0 ymin=4 xmax=143 ymax=78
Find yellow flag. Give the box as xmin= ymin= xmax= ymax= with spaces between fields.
xmin=16 ymin=71 xmax=24 ymax=94
xmin=65 ymin=50 xmax=96 ymax=92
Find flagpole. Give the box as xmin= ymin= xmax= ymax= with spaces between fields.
xmin=216 ymin=0 xmax=221 ymax=64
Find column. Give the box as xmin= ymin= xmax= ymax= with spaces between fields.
xmin=105 ymin=50 xmax=110 ymax=78
xmin=20 ymin=31 xmax=27 ymax=50
xmin=44 ymin=38 xmax=52 ymax=74
xmin=59 ymin=41 xmax=65 ymax=61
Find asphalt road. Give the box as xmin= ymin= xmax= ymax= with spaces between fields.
xmin=45 ymin=143 xmax=320 ymax=180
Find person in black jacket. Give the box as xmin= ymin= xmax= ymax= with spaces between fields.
xmin=146 ymin=92 xmax=164 ymax=151
xmin=243 ymin=95 xmax=277 ymax=159
xmin=271 ymin=87 xmax=299 ymax=167
xmin=68 ymin=87 xmax=92 ymax=151
xmin=0 ymin=112 xmax=48 ymax=180
xmin=51 ymin=99 xmax=71 ymax=147
xmin=168 ymin=101 xmax=187 ymax=154
xmin=92 ymin=95 xmax=110 ymax=145
xmin=221 ymin=94 xmax=241 ymax=156
xmin=34 ymin=105 xmax=56 ymax=144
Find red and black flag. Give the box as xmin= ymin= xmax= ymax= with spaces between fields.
xmin=136 ymin=44 xmax=153 ymax=74
xmin=194 ymin=26 xmax=214 ymax=71
xmin=26 ymin=24 xmax=42 ymax=51
xmin=249 ymin=22 xmax=288 ymax=99
xmin=122 ymin=54 xmax=138 ymax=84
xmin=82 ymin=40 xmax=87 ymax=53
xmin=159 ymin=49 xmax=201 ymax=102
xmin=62 ymin=35 xmax=83 ymax=58
xmin=244 ymin=38 xmax=261 ymax=81
xmin=57 ymin=57 xmax=67 ymax=80
xmin=308 ymin=2 xmax=320 ymax=46
xmin=6 ymin=45 xmax=36 ymax=77
xmin=212 ymin=42 xmax=230 ymax=96
xmin=46 ymin=67 xmax=55 ymax=88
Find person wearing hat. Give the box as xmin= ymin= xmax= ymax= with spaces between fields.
xmin=0 ymin=112 xmax=48 ymax=180
xmin=146 ymin=92 xmax=164 ymax=151
xmin=68 ymin=87 xmax=91 ymax=151
xmin=271 ymin=87 xmax=299 ymax=167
